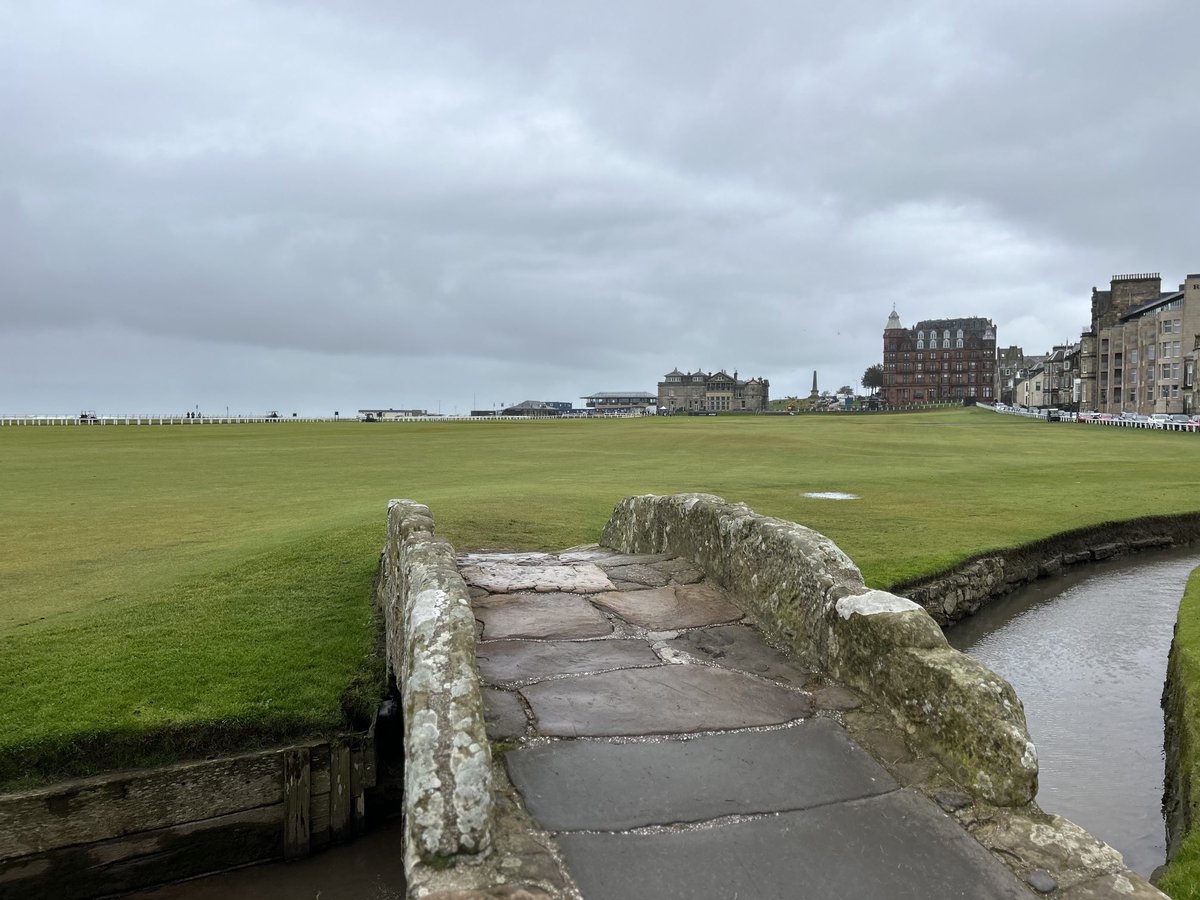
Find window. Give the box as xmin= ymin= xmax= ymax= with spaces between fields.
xmin=1162 ymin=363 xmax=1172 ymax=379
xmin=917 ymin=340 xmax=924 ymax=349
xmin=1131 ymin=349 xmax=1138 ymax=364
xmin=942 ymin=339 xmax=950 ymax=349
xmin=1148 ymin=344 xmax=1155 ymax=361
xmin=1162 ymin=385 xmax=1171 ymax=399
xmin=1175 ymin=340 xmax=1182 ymax=357
xmin=917 ymin=330 xmax=924 ymax=340
xmin=956 ymin=339 xmax=963 ymax=348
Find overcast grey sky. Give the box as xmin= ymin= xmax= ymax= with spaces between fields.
xmin=3 ymin=1 xmax=1198 ymax=415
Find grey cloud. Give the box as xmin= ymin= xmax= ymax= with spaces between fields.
xmin=3 ymin=0 xmax=1199 ymax=414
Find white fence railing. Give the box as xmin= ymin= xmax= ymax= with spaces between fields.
xmin=983 ymin=404 xmax=1200 ymax=432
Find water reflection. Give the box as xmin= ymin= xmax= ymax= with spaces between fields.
xmin=948 ymin=546 xmax=1200 ymax=878
xmin=130 ymin=816 xmax=405 ymax=900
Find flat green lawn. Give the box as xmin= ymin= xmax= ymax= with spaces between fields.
xmin=3 ymin=408 xmax=1200 ymax=784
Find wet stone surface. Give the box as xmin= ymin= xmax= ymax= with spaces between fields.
xmin=505 ymin=719 xmax=896 ymax=831
xmin=477 ymin=639 xmax=661 ymax=686
xmin=660 ymin=624 xmax=812 ymax=685
xmin=522 ymin=664 xmax=814 ymax=736
xmin=472 ymin=591 xmax=613 ymax=640
xmin=590 ymin=582 xmax=744 ymax=630
xmin=461 ymin=547 xmax=1036 ymax=900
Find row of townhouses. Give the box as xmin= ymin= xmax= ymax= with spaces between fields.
xmin=880 ymin=271 xmax=1200 ymax=416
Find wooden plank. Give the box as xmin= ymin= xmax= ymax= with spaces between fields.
xmin=310 ymin=743 xmax=331 ymax=796
xmin=0 ymin=752 xmax=284 ymax=858
xmin=0 ymin=805 xmax=283 ymax=900
xmin=329 ymin=743 xmax=351 ymax=840
xmin=362 ymin=737 xmax=378 ymax=789
xmin=282 ymin=747 xmax=311 ymax=860
xmin=310 ymin=791 xmax=331 ymax=835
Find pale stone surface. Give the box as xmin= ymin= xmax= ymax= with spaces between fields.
xmin=971 ymin=812 xmax=1127 ymax=892
xmin=477 ymin=639 xmax=661 ymax=686
xmin=1059 ymin=873 xmax=1166 ymax=899
xmin=599 ymin=563 xmax=671 ymax=587
xmin=471 ymin=591 xmax=612 ymax=640
xmin=459 ymin=562 xmax=615 ymax=594
xmin=522 ymin=664 xmax=812 ymax=736
xmin=384 ymin=500 xmax=492 ymax=865
xmin=590 ymin=583 xmax=743 ymax=629
xmin=660 ymin=625 xmax=811 ymax=685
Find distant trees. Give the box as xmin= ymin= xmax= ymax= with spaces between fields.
xmin=862 ymin=364 xmax=884 ymax=393
xmin=837 ymin=385 xmax=853 ymax=395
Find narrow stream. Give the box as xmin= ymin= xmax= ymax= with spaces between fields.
xmin=947 ymin=546 xmax=1200 ymax=878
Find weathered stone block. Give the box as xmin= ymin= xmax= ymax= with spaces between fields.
xmin=599 ymin=493 xmax=1037 ymax=806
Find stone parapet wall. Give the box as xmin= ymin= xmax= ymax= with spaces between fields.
xmin=897 ymin=515 xmax=1200 ymax=626
xmin=600 ymin=493 xmax=1038 ymax=806
xmin=381 ymin=500 xmax=492 ymax=871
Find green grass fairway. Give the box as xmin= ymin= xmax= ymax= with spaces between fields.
xmin=4 ymin=408 xmax=1200 ymax=784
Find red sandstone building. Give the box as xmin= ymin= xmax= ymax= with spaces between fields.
xmin=881 ymin=310 xmax=998 ymax=405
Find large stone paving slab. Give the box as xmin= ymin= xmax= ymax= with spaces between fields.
xmin=660 ymin=625 xmax=811 ymax=685
xmin=471 ymin=591 xmax=613 ymax=640
xmin=460 ymin=561 xmax=616 ymax=594
xmin=590 ymin=583 xmax=743 ymax=629
xmin=477 ymin=639 xmax=662 ymax=686
xmin=556 ymin=789 xmax=1033 ymax=900
xmin=506 ymin=718 xmax=896 ymax=830
xmin=481 ymin=687 xmax=529 ymax=738
xmin=522 ymin=664 xmax=812 ymax=736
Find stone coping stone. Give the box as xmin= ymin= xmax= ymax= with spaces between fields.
xmin=522 ymin=664 xmax=813 ymax=737
xmin=660 ymin=625 xmax=812 ymax=685
xmin=556 ymin=789 xmax=1032 ymax=900
xmin=590 ymin=583 xmax=744 ymax=630
xmin=477 ymin=639 xmax=662 ymax=686
xmin=506 ymin=718 xmax=896 ymax=831
xmin=459 ymin=561 xmax=615 ymax=594
xmin=471 ymin=591 xmax=613 ymax=640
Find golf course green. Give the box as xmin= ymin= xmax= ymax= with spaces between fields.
xmin=3 ymin=408 xmax=1200 ymax=786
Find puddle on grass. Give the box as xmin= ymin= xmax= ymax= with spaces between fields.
xmin=802 ymin=492 xmax=859 ymax=500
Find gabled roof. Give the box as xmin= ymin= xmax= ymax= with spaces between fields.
xmin=581 ymin=391 xmax=657 ymax=400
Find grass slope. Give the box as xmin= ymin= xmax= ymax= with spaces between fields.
xmin=3 ymin=408 xmax=1200 ymax=784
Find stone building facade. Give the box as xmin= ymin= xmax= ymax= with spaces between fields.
xmin=1012 ymin=344 xmax=1080 ymax=409
xmin=881 ymin=311 xmax=998 ymax=405
xmin=657 ymin=369 xmax=770 ymax=413
xmin=1079 ymin=273 xmax=1200 ymax=415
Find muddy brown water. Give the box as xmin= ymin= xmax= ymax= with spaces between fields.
xmin=948 ymin=545 xmax=1200 ymax=878
xmin=129 ymin=817 xmax=406 ymax=900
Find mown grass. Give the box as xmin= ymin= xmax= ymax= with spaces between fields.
xmin=3 ymin=408 xmax=1200 ymax=786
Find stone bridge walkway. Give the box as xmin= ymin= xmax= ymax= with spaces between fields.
xmin=459 ymin=547 xmax=1040 ymax=900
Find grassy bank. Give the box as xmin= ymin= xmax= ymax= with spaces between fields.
xmin=1158 ymin=569 xmax=1200 ymax=898
xmin=4 ymin=408 xmax=1200 ymax=785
